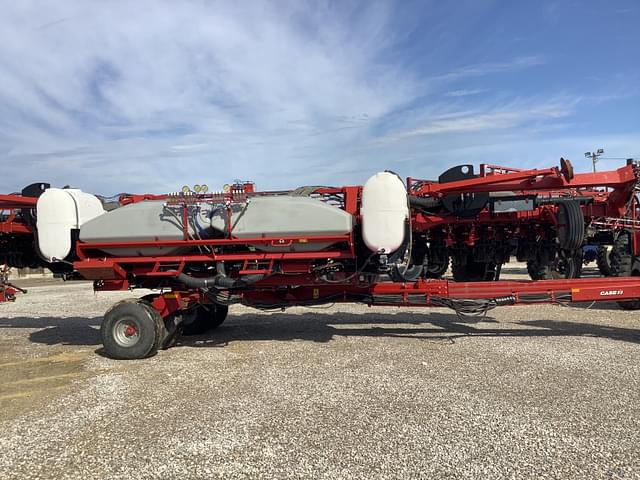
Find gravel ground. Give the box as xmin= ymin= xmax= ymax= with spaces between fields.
xmin=1 ymin=269 xmax=640 ymax=479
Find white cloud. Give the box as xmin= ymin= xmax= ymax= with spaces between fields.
xmin=0 ymin=2 xmax=637 ymax=194
xmin=445 ymin=89 xmax=486 ymax=97
xmin=435 ymin=55 xmax=546 ymax=82
xmin=0 ymin=1 xmax=417 ymax=192
xmin=376 ymin=95 xmax=580 ymax=144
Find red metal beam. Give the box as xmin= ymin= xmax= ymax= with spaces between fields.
xmin=412 ymin=164 xmax=637 ymax=196
xmin=0 ymin=222 xmax=32 ymax=234
xmin=0 ymin=194 xmax=37 ymax=209
xmin=414 ymin=167 xmax=561 ymax=196
xmin=368 ymin=276 xmax=640 ymax=304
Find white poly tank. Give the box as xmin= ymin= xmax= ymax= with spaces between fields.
xmin=210 ymin=196 xmax=354 ymax=252
xmin=79 ymin=200 xmax=195 ymax=256
xmin=36 ymin=188 xmax=105 ymax=262
xmin=360 ymin=172 xmax=408 ymax=254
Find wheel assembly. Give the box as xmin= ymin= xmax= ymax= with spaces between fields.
xmin=609 ymin=231 xmax=640 ymax=310
xmin=556 ymin=201 xmax=584 ymax=251
xmin=424 ymin=256 xmax=449 ymax=278
xmin=525 ymin=201 xmax=585 ymax=280
xmin=101 ymin=299 xmax=164 ymax=360
xmin=596 ymin=246 xmax=613 ymax=276
xmin=452 ymin=255 xmax=496 ymax=281
xmin=180 ymin=303 xmax=229 ymax=336
xmin=527 ymin=250 xmax=583 ymax=280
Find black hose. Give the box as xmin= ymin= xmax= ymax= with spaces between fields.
xmin=408 ymin=195 xmax=441 ymax=210
xmin=173 ymin=271 xmax=265 ymax=290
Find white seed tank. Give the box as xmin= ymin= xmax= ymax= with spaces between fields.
xmin=360 ymin=172 xmax=408 ymax=254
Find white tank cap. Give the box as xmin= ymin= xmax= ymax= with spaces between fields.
xmin=360 ymin=171 xmax=408 ymax=254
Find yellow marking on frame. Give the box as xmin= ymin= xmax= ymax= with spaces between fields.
xmin=313 ymin=288 xmax=320 ymax=299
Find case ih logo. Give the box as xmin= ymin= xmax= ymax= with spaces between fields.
xmin=599 ymin=290 xmax=624 ymax=296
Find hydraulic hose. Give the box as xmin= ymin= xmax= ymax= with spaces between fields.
xmin=408 ymin=195 xmax=441 ymax=210
xmin=172 ymin=271 xmax=265 ymax=290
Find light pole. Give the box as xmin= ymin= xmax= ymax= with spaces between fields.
xmin=585 ymin=148 xmax=604 ymax=173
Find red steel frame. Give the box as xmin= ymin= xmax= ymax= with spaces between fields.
xmin=138 ymin=275 xmax=640 ymax=322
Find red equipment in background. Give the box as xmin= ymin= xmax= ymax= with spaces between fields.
xmin=0 ymin=194 xmax=36 ymax=234
xmin=0 ymin=188 xmax=42 ymax=301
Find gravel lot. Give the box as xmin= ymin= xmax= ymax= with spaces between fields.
xmin=1 ymin=268 xmax=640 ymax=479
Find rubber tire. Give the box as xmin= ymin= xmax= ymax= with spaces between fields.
xmin=424 ymin=257 xmax=449 ymax=279
xmin=617 ymin=273 xmax=640 ymax=310
xmin=390 ymin=264 xmax=423 ymax=282
xmin=181 ymin=304 xmax=229 ymax=336
xmin=139 ymin=294 xmax=180 ymax=349
xmin=609 ymin=231 xmax=640 ymax=310
xmin=557 ymin=201 xmax=584 ymax=251
xmin=526 ymin=252 xmax=582 ymax=280
xmin=452 ymin=259 xmax=496 ymax=282
xmin=101 ymin=299 xmax=161 ymax=360
xmin=596 ymin=246 xmax=613 ymax=276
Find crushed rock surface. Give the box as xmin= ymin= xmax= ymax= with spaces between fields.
xmin=1 ymin=271 xmax=639 ymax=479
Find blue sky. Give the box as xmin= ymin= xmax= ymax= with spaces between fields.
xmin=0 ymin=1 xmax=639 ymax=194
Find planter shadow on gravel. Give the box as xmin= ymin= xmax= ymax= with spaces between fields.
xmin=174 ymin=311 xmax=640 ymax=348
xmin=0 ymin=316 xmax=102 ymax=346
xmin=2 ymin=311 xmax=639 ymax=350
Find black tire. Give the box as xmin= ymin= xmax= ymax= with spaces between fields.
xmin=557 ymin=201 xmax=584 ymax=251
xmin=452 ymin=258 xmax=496 ymax=282
xmin=609 ymin=231 xmax=640 ymax=310
xmin=424 ymin=257 xmax=449 ymax=279
xmin=526 ymin=251 xmax=582 ymax=280
xmin=390 ymin=264 xmax=423 ymax=282
xmin=139 ymin=294 xmax=183 ymax=349
xmin=596 ymin=246 xmax=613 ymax=276
xmin=181 ymin=304 xmax=229 ymax=336
xmin=617 ymin=283 xmax=640 ymax=310
xmin=101 ymin=300 xmax=161 ymax=360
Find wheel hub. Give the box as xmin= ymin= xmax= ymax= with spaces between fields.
xmin=113 ymin=317 xmax=140 ymax=347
